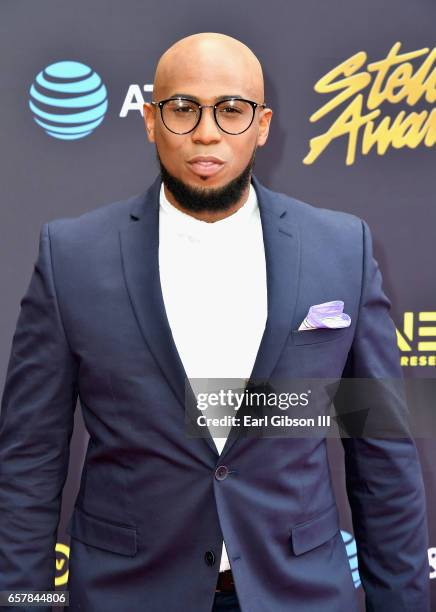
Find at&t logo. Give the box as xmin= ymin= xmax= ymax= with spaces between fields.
xmin=341 ymin=530 xmax=361 ymax=588
xmin=29 ymin=61 xmax=108 ymax=140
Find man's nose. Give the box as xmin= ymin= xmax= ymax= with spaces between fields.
xmin=191 ymin=107 xmax=222 ymax=143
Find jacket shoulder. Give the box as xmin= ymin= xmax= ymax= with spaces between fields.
xmin=45 ymin=191 xmax=145 ymax=242
xmin=262 ymin=183 xmax=364 ymax=234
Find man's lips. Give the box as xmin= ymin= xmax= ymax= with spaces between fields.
xmin=187 ymin=156 xmax=225 ymax=177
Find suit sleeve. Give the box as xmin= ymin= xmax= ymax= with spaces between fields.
xmin=0 ymin=222 xmax=79 ymax=609
xmin=334 ymin=219 xmax=430 ymax=612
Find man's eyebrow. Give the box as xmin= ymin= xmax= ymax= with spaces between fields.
xmin=168 ymin=93 xmax=244 ymax=102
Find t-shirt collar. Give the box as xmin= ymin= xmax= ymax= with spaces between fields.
xmin=159 ymin=179 xmax=258 ymax=239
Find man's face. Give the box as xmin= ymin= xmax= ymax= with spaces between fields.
xmin=143 ymin=42 xmax=272 ymax=210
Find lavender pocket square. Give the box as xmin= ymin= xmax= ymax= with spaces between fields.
xmin=298 ymin=300 xmax=351 ymax=331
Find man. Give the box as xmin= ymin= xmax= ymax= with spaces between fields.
xmin=0 ymin=32 xmax=430 ymax=612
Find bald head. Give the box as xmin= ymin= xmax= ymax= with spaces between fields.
xmin=143 ymin=32 xmax=273 ymax=219
xmin=152 ymin=32 xmax=264 ymax=102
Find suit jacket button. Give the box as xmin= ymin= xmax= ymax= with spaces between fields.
xmin=204 ymin=550 xmax=216 ymax=566
xmin=215 ymin=465 xmax=229 ymax=481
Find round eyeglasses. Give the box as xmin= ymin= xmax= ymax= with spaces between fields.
xmin=151 ymin=97 xmax=267 ymax=135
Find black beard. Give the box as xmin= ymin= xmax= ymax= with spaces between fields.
xmin=156 ymin=149 xmax=256 ymax=214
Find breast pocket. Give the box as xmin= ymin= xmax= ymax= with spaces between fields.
xmin=291 ymin=327 xmax=351 ymax=346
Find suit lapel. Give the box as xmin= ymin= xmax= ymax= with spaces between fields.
xmin=219 ymin=176 xmax=301 ymax=457
xmin=119 ymin=174 xmax=301 ymax=459
xmin=119 ymin=176 xmax=218 ymax=456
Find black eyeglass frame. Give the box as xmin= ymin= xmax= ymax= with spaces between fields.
xmin=150 ymin=96 xmax=267 ymax=135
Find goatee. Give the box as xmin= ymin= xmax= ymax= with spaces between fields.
xmin=156 ymin=149 xmax=256 ymax=214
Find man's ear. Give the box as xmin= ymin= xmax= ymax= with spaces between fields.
xmin=257 ymin=107 xmax=273 ymax=147
xmin=143 ymin=103 xmax=156 ymax=143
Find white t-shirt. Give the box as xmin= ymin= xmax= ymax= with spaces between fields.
xmin=158 ymin=180 xmax=267 ymax=572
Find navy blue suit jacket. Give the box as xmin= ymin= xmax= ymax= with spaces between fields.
xmin=0 ymin=175 xmax=430 ymax=611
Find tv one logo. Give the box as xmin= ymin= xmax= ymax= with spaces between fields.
xmin=29 ymin=61 xmax=108 ymax=140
